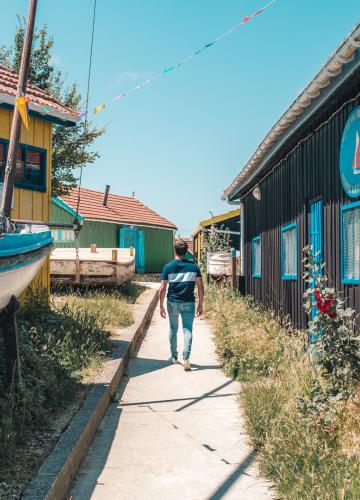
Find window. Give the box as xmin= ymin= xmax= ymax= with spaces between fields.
xmin=281 ymin=223 xmax=298 ymax=280
xmin=0 ymin=140 xmax=46 ymax=190
xmin=252 ymin=236 xmax=261 ymax=278
xmin=341 ymin=202 xmax=360 ymax=284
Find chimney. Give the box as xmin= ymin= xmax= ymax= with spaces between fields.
xmin=103 ymin=185 xmax=110 ymax=206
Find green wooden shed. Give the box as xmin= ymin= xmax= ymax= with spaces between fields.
xmin=51 ymin=187 xmax=177 ymax=273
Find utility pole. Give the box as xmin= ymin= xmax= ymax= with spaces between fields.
xmin=0 ymin=0 xmax=38 ymax=221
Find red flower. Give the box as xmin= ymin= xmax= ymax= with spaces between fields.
xmin=314 ymin=286 xmax=337 ymax=318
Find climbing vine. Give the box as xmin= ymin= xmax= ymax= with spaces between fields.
xmin=199 ymin=225 xmax=231 ymax=274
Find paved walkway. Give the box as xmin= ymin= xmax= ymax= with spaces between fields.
xmin=71 ymin=304 xmax=271 ymax=500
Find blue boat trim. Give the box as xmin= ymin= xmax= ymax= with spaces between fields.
xmin=0 ymin=253 xmax=45 ymax=273
xmin=0 ymin=231 xmax=53 ymax=258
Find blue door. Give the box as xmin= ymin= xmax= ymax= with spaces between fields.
xmin=309 ymin=200 xmax=324 ymax=328
xmin=119 ymin=226 xmax=145 ymax=273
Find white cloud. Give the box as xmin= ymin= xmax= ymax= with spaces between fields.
xmin=116 ymin=71 xmax=139 ymax=84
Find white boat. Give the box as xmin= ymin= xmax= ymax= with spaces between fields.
xmin=0 ymin=226 xmax=53 ymax=310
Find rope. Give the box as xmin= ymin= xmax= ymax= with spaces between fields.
xmin=75 ymin=0 xmax=97 ymax=224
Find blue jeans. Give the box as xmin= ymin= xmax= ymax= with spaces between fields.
xmin=167 ymin=300 xmax=195 ymax=361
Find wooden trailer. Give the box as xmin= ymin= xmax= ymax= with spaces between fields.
xmin=50 ymin=246 xmax=135 ymax=285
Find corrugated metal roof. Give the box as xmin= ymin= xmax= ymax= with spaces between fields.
xmin=58 ymin=187 xmax=177 ymax=230
xmin=222 ymin=22 xmax=360 ymax=201
xmin=0 ymin=64 xmax=80 ymax=125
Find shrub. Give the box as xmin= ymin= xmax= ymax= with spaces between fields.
xmin=206 ymin=278 xmax=360 ymax=499
xmin=0 ymin=288 xmax=111 ymax=464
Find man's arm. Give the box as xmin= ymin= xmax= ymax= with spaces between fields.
xmin=159 ymin=280 xmax=168 ymax=318
xmin=196 ymin=276 xmax=204 ymax=316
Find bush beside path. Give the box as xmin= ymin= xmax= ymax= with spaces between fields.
xmin=205 ymin=285 xmax=360 ymax=499
xmin=0 ymin=281 xmax=145 ymax=500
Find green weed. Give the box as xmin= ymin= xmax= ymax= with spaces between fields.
xmin=206 ymin=285 xmax=360 ymax=499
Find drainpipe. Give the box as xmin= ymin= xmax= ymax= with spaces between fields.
xmin=226 ymin=196 xmax=245 ymax=294
xmin=240 ymin=201 xmax=245 ymax=277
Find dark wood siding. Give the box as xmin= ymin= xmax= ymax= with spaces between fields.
xmin=241 ymin=69 xmax=360 ymax=329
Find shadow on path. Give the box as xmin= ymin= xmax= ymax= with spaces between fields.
xmin=176 ymin=379 xmax=235 ymax=412
xmin=119 ymin=392 xmax=237 ymax=409
xmin=129 ymin=357 xmax=222 ymax=378
xmin=207 ymin=450 xmax=256 ymax=500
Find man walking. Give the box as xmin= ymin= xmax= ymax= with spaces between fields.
xmin=160 ymin=238 xmax=204 ymax=371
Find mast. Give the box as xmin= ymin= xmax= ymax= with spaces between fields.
xmin=0 ymin=0 xmax=38 ymax=226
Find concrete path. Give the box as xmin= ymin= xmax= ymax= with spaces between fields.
xmin=71 ymin=304 xmax=272 ymax=500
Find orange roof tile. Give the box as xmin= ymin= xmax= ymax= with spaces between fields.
xmin=0 ymin=64 xmax=79 ymax=125
xmin=59 ymin=187 xmax=177 ymax=230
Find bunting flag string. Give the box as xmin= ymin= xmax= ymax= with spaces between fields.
xmin=23 ymin=0 xmax=276 ymax=119
xmin=111 ymin=0 xmax=276 ymax=106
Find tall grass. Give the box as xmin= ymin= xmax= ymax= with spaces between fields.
xmin=0 ymin=287 xmax=117 ymax=465
xmin=206 ymin=285 xmax=360 ymax=499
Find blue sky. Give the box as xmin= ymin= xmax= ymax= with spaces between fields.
xmin=2 ymin=1 xmax=360 ymax=235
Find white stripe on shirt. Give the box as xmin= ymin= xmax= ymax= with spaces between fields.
xmin=168 ymin=272 xmax=197 ymax=283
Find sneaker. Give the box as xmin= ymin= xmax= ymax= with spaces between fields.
xmin=183 ymin=360 xmax=191 ymax=371
xmin=172 ymin=357 xmax=179 ymax=364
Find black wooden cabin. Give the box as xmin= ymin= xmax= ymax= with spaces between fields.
xmin=222 ymin=23 xmax=360 ymax=329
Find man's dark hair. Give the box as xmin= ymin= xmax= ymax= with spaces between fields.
xmin=173 ymin=238 xmax=188 ymax=257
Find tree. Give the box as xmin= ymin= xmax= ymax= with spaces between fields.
xmin=0 ymin=18 xmax=105 ymax=196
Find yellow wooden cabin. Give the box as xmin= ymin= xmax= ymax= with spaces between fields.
xmin=192 ymin=208 xmax=241 ymax=262
xmin=0 ymin=64 xmax=79 ymax=291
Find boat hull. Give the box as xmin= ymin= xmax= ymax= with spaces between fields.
xmin=0 ymin=229 xmax=53 ymax=310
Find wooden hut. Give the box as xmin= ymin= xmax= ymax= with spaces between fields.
xmin=222 ymin=23 xmax=360 ymax=329
xmin=51 ymin=187 xmax=177 ymax=273
xmin=0 ymin=64 xmax=79 ymax=291
xmin=192 ymin=209 xmax=240 ymax=263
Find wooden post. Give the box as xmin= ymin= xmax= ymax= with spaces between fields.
xmin=0 ymin=0 xmax=38 ymax=218
xmin=0 ymin=296 xmax=21 ymax=391
xmin=231 ymin=248 xmax=237 ymax=289
xmin=112 ymin=249 xmax=118 ymax=261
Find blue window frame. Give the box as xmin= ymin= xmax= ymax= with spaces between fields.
xmin=0 ymin=139 xmax=47 ymax=192
xmin=252 ymin=235 xmax=261 ymax=278
xmin=281 ymin=222 xmax=298 ymax=280
xmin=341 ymin=201 xmax=360 ymax=285
xmin=309 ymin=200 xmax=324 ymax=322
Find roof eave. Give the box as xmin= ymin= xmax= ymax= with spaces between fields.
xmin=0 ymin=93 xmax=80 ymax=127
xmin=222 ymin=22 xmax=360 ymax=202
xmin=84 ymin=216 xmax=177 ymax=230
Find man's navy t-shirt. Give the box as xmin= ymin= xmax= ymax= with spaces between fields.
xmin=161 ymin=259 xmax=202 ymax=303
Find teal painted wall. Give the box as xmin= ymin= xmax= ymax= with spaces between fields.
xmin=51 ymin=203 xmax=118 ymax=248
xmin=51 ymin=201 xmax=174 ymax=272
xmin=142 ymin=226 xmax=174 ymax=273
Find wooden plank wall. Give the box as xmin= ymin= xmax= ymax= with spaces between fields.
xmin=0 ymin=107 xmax=52 ymax=292
xmin=241 ymin=72 xmax=360 ymax=329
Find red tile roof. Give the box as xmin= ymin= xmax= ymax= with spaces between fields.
xmin=59 ymin=187 xmax=177 ymax=230
xmin=0 ymin=64 xmax=79 ymax=125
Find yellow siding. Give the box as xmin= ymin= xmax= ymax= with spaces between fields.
xmin=0 ymin=107 xmax=52 ymax=291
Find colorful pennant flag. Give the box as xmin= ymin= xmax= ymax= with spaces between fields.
xmin=94 ymin=104 xmax=106 ymax=114
xmin=16 ymin=96 xmax=30 ymax=129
